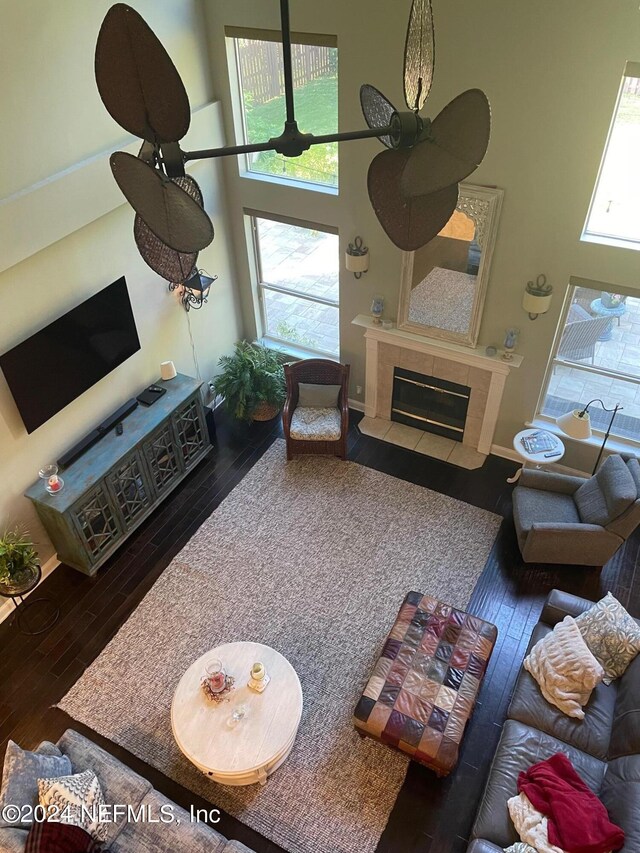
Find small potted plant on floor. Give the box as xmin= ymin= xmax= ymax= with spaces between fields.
xmin=213 ymin=341 xmax=286 ymax=423
xmin=0 ymin=527 xmax=40 ymax=595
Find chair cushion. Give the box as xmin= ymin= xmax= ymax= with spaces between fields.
xmin=574 ymin=592 xmax=640 ymax=685
xmin=290 ymin=407 xmax=341 ymax=441
xmin=512 ymin=487 xmax=581 ymax=536
xmin=575 ymin=455 xmax=637 ymax=526
xmin=625 ymin=455 xmax=640 ymax=493
xmin=508 ymin=624 xmax=617 ymax=760
xmin=471 ymin=720 xmax=607 ymax=849
xmin=523 ymin=616 xmax=604 ymax=719
xmin=297 ymin=383 xmax=341 ymax=408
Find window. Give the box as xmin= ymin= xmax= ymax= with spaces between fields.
xmin=250 ymin=215 xmax=339 ymax=357
xmin=538 ymin=281 xmax=640 ymax=442
xmin=583 ymin=62 xmax=640 ymax=248
xmin=228 ymin=30 xmax=338 ymax=190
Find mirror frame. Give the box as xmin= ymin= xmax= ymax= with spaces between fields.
xmin=397 ymin=184 xmax=504 ymax=348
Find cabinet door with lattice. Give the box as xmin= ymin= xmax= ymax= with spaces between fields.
xmin=143 ymin=420 xmax=184 ymax=496
xmin=173 ymin=395 xmax=209 ymax=469
xmin=106 ymin=452 xmax=153 ymax=529
xmin=70 ymin=485 xmax=123 ymax=566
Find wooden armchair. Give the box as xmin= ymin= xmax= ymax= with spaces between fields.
xmin=282 ymin=359 xmax=350 ymax=460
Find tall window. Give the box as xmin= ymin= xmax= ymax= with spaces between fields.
xmin=228 ymin=30 xmax=338 ymax=190
xmin=538 ymin=281 xmax=640 ymax=442
xmin=250 ymin=215 xmax=339 ymax=357
xmin=583 ymin=62 xmax=640 ymax=248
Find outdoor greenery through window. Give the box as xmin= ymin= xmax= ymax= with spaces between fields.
xmin=539 ymin=283 xmax=640 ymax=442
xmin=251 ymin=216 xmax=339 ymax=357
xmin=583 ymin=62 xmax=640 ymax=247
xmin=230 ymin=33 xmax=338 ymax=189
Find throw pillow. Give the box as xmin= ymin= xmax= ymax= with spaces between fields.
xmin=523 ymin=616 xmax=604 ymax=719
xmin=504 ymin=845 xmax=538 ymax=853
xmin=25 ymin=820 xmax=105 ymax=853
xmin=575 ymin=591 xmax=640 ymax=684
xmin=38 ymin=770 xmax=107 ymax=843
xmin=0 ymin=742 xmax=72 ymax=827
xmin=574 ymin=454 xmax=637 ymax=526
xmin=297 ymin=382 xmax=341 ymax=408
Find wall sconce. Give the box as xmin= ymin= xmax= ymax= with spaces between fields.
xmin=523 ymin=274 xmax=553 ymax=319
xmin=169 ymin=269 xmax=217 ymax=311
xmin=345 ymin=236 xmax=369 ymax=279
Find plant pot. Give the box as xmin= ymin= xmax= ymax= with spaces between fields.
xmin=0 ymin=562 xmax=40 ymax=596
xmin=251 ymin=402 xmax=281 ymax=422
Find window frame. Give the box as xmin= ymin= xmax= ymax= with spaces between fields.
xmin=582 ymin=61 xmax=640 ymax=251
xmin=246 ymin=211 xmax=340 ymax=359
xmin=225 ymin=27 xmax=339 ymax=193
xmin=535 ymin=276 xmax=640 ymax=445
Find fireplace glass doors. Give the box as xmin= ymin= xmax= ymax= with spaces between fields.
xmin=391 ymin=367 xmax=471 ymax=441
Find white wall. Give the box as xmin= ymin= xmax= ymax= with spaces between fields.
xmin=0 ymin=1 xmax=243 ymax=564
xmin=203 ymin=0 xmax=640 ymax=468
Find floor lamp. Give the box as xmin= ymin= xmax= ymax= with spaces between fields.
xmin=557 ymin=399 xmax=623 ymax=474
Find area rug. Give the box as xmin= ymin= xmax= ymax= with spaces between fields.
xmin=59 ymin=440 xmax=501 ymax=853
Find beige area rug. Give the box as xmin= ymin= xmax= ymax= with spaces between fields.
xmin=59 ymin=440 xmax=501 ymax=853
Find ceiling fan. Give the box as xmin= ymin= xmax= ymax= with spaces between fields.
xmin=95 ymin=0 xmax=491 ymax=279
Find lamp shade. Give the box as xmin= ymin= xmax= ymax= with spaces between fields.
xmin=557 ymin=409 xmax=592 ymax=440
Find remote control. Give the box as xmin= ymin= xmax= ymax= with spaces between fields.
xmin=544 ymin=450 xmax=561 ymax=458
xmin=115 ymin=422 xmax=123 ymax=436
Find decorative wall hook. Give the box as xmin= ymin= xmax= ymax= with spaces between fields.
xmin=523 ymin=274 xmax=553 ymax=319
xmin=345 ymin=236 xmax=369 ymax=279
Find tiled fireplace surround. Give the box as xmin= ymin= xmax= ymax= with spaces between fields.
xmin=354 ymin=316 xmax=521 ymax=467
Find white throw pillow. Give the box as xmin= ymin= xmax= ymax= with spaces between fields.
xmin=38 ymin=769 xmax=107 ymax=841
xmin=575 ymin=591 xmax=640 ymax=684
xmin=523 ymin=615 xmax=604 ymax=719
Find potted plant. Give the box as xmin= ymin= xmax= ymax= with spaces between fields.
xmin=213 ymin=341 xmax=286 ymax=423
xmin=0 ymin=527 xmax=40 ymax=594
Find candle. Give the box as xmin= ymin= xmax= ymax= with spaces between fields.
xmin=251 ymin=662 xmax=265 ymax=681
xmin=48 ymin=475 xmax=61 ymax=492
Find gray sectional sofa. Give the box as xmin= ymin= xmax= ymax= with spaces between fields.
xmin=0 ymin=729 xmax=256 ymax=853
xmin=468 ymin=589 xmax=640 ymax=853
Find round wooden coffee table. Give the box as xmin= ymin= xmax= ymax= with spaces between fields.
xmin=171 ymin=641 xmax=303 ymax=786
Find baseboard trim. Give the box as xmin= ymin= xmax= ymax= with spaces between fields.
xmin=348 ymin=398 xmax=365 ymax=412
xmin=490 ymin=443 xmax=589 ymax=477
xmin=0 ymin=554 xmax=60 ymax=625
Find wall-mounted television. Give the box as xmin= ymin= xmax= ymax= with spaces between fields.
xmin=0 ymin=277 xmax=140 ymax=434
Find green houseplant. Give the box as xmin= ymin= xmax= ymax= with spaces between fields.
xmin=213 ymin=341 xmax=286 ymax=422
xmin=0 ymin=527 xmax=40 ymax=593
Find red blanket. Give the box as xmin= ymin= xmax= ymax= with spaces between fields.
xmin=518 ymin=753 xmax=624 ymax=853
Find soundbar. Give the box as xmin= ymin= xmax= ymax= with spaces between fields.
xmin=58 ymin=398 xmax=139 ymax=469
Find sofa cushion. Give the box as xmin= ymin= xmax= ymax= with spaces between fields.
xmin=0 ymin=741 xmax=72 ymax=828
xmin=575 ymin=455 xmax=637 ymax=526
xmin=290 ymin=407 xmax=341 ymax=441
xmin=575 ymin=592 xmax=640 ymax=685
xmin=109 ymin=790 xmax=226 ymax=853
xmin=471 ymin=720 xmax=607 ymax=849
xmin=222 ymin=842 xmax=258 ymax=853
xmin=523 ymin=616 xmax=604 ymax=719
xmin=609 ymin=652 xmax=640 ymax=759
xmin=599 ymin=754 xmax=640 ymax=853
xmin=0 ymin=826 xmax=30 ymax=852
xmin=508 ymin=624 xmax=617 ymax=760
xmin=297 ymin=383 xmax=341 ymax=408
xmin=57 ymin=730 xmax=151 ymax=848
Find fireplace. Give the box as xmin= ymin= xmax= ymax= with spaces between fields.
xmin=391 ymin=367 xmax=471 ymax=441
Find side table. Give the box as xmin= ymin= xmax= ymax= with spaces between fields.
xmin=590 ymin=298 xmax=627 ymax=342
xmin=506 ymin=428 xmax=565 ymax=484
xmin=0 ymin=565 xmax=59 ymax=636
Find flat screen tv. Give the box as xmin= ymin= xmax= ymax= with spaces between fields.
xmin=0 ymin=277 xmax=140 ymax=433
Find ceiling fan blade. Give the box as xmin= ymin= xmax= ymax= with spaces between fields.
xmin=95 ymin=4 xmax=191 ymax=144
xmin=111 ymin=152 xmax=213 ymax=253
xmin=403 ymin=0 xmax=435 ymax=112
xmin=134 ymin=175 xmax=203 ymax=282
xmin=401 ymin=89 xmax=491 ymax=197
xmin=368 ymin=148 xmax=459 ymax=251
xmin=360 ymin=84 xmax=396 ymax=149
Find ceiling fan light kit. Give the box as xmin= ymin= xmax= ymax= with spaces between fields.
xmin=95 ymin=0 xmax=492 ymax=292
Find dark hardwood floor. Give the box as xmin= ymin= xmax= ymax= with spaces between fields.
xmin=1 ymin=409 xmax=638 ymax=853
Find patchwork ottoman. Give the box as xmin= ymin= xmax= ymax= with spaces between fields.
xmin=354 ymin=592 xmax=498 ymax=776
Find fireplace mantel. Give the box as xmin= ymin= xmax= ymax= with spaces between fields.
xmin=352 ymin=315 xmax=522 ymax=456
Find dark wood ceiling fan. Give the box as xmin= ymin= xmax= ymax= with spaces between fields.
xmin=94 ymin=0 xmax=491 ymax=271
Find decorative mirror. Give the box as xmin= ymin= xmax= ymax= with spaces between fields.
xmin=397 ymin=184 xmax=504 ymax=347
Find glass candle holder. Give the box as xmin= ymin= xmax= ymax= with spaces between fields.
xmin=227 ymin=703 xmax=249 ymax=728
xmin=205 ymin=658 xmax=226 ymax=693
xmin=371 ymin=296 xmax=384 ymax=325
xmin=39 ymin=464 xmax=64 ymax=495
